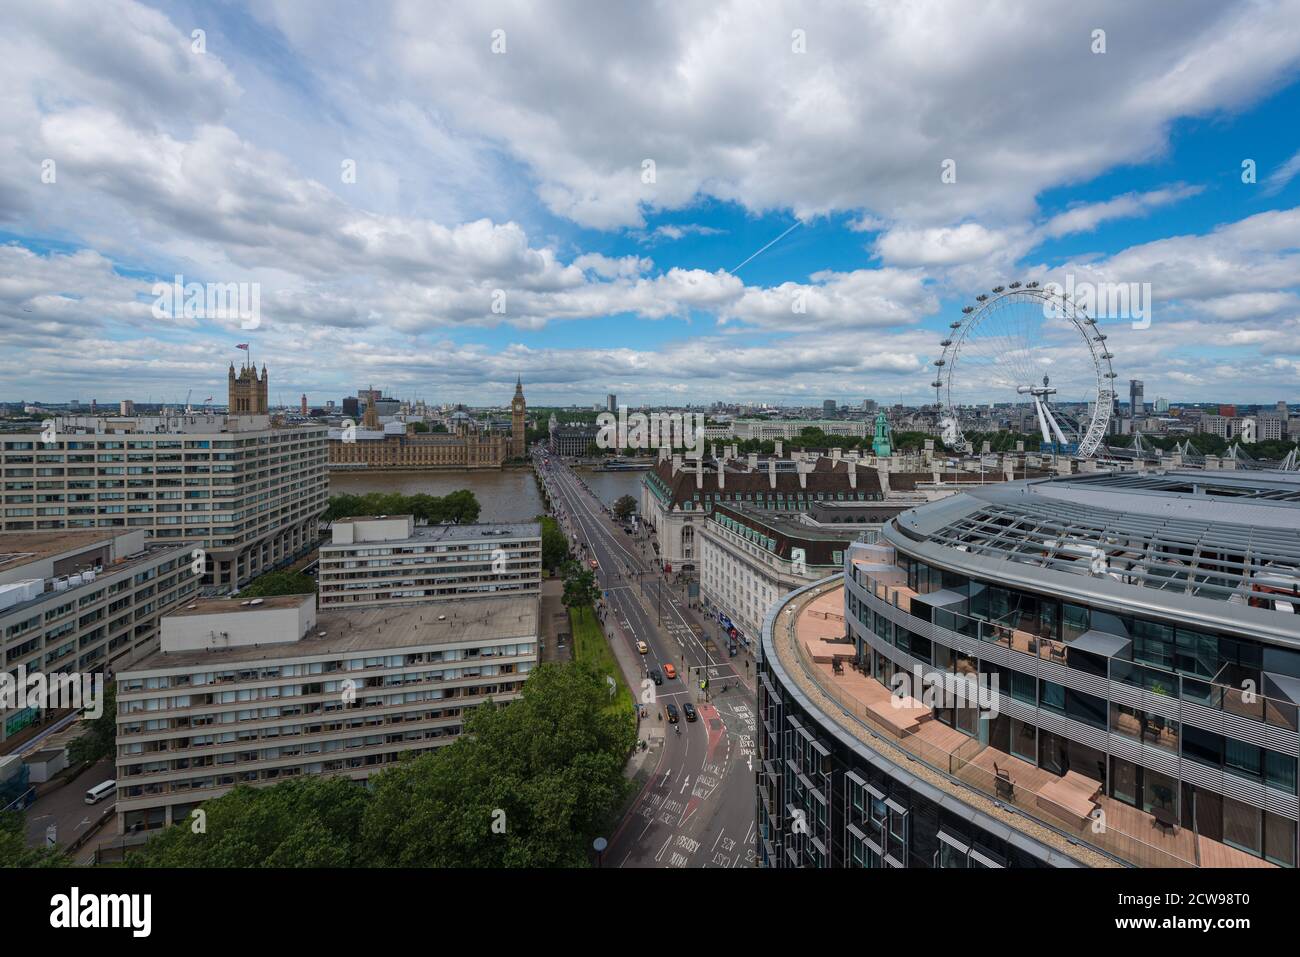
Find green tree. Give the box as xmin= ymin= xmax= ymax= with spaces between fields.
xmin=0 ymin=810 xmax=68 ymax=868
xmin=126 ymin=776 xmax=370 ymax=868
xmin=240 ymin=570 xmax=317 ymax=597
xmin=612 ymin=495 xmax=637 ymax=522
xmin=359 ymin=663 xmax=632 ymax=867
xmin=68 ymin=684 xmax=117 ymax=766
xmin=321 ymin=490 xmax=481 ymax=526
xmin=436 ymin=489 xmax=481 ymax=524
xmin=536 ymin=515 xmax=570 ymax=572
xmin=561 ymin=562 xmax=601 ymax=617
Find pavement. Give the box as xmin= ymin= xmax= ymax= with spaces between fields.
xmin=538 ymin=452 xmax=757 ymax=868
xmin=23 ymin=756 xmax=115 ymax=854
xmin=538 ymin=576 xmax=572 ymax=664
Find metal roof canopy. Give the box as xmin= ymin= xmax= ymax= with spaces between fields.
xmin=916 ymin=470 xmax=1300 ymax=607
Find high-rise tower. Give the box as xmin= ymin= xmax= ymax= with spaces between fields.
xmin=511 ymin=377 xmax=526 ymax=458
xmin=228 ymin=361 xmax=268 ymax=415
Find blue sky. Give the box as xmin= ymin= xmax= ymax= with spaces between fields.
xmin=2 ymin=0 xmax=1300 ymax=408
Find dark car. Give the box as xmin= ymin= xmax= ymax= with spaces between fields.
xmin=682 ymin=703 xmax=697 ymax=722
xmin=649 ymin=669 xmax=663 ymax=685
xmin=665 ymin=703 xmax=680 ymax=723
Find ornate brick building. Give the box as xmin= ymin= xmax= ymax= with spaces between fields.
xmin=328 ymin=380 xmax=527 ymax=470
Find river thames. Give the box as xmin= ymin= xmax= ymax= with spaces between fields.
xmin=327 ymin=466 xmax=646 ymax=522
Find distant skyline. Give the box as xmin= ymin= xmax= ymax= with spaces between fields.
xmin=3 ymin=1 xmax=1300 ymax=406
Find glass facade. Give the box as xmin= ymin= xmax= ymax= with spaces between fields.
xmin=844 ymin=542 xmax=1300 ymax=868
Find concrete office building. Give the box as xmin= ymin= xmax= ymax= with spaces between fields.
xmin=760 ymin=469 xmax=1300 ymax=868
xmin=548 ymin=415 xmax=601 ymax=458
xmin=0 ymin=361 xmax=328 ymax=590
xmin=730 ymin=419 xmax=868 ymax=441
xmin=699 ymin=503 xmax=861 ymax=654
xmin=642 ymin=452 xmax=1042 ymax=573
xmin=1 ymin=530 xmax=198 ymax=748
xmin=318 ymin=516 xmax=541 ymax=608
xmin=114 ymin=592 xmax=539 ymax=833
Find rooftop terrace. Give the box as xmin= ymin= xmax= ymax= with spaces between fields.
xmin=770 ymin=579 xmax=1275 ymax=868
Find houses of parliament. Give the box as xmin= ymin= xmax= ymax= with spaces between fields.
xmin=327 ymin=378 xmax=528 ymax=470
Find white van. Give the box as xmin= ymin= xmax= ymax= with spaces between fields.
xmin=84 ymin=779 xmax=116 ymax=805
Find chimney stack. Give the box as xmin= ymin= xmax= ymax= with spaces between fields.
xmin=848 ymin=459 xmax=857 ymax=490
xmin=718 ymin=461 xmax=725 ymax=488
xmin=695 ymin=455 xmax=703 ymax=489
xmin=774 ymin=439 xmax=783 ymax=458
xmin=877 ymin=465 xmax=891 ymax=497
xmin=831 ymin=448 xmax=842 ymax=461
xmin=672 ymin=454 xmax=682 ymax=476
xmin=798 ymin=460 xmax=807 ymax=490
xmin=768 ymin=457 xmax=777 ymax=489
xmin=748 ymin=452 xmax=758 ymax=471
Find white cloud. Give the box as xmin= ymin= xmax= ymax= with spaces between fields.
xmin=1041 ymin=185 xmax=1204 ymax=238
xmin=1263 ymin=148 xmax=1300 ymax=195
xmin=245 ymin=0 xmax=1300 ymax=229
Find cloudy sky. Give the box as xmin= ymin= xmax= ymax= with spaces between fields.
xmin=3 ymin=0 xmax=1300 ymax=408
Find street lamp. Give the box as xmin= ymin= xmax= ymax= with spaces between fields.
xmin=593 ymin=836 xmax=607 ymax=868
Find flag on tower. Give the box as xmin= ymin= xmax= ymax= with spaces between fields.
xmin=235 ymin=343 xmax=249 ymax=350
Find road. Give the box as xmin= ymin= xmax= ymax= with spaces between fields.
xmin=537 ymin=451 xmax=757 ymax=868
xmin=23 ymin=756 xmax=114 ymax=851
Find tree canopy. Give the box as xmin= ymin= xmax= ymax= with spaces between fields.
xmin=124 ymin=662 xmax=632 ymax=868
xmin=360 ymin=663 xmax=632 ymax=867
xmin=239 ymin=570 xmax=317 ymax=597
xmin=560 ymin=562 xmax=601 ymax=617
xmin=0 ymin=810 xmax=68 ymax=868
xmin=127 ymin=775 xmax=370 ymax=868
xmin=612 ymin=495 xmax=637 ymax=522
xmin=68 ymin=683 xmax=117 ymax=766
xmin=536 ymin=514 xmax=571 ymax=572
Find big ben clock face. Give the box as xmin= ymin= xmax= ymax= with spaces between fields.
xmin=513 ymin=400 xmax=523 ymax=412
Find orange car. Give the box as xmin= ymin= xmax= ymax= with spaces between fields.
xmin=663 ymin=663 xmax=677 ymax=679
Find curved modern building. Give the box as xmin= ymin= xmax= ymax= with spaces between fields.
xmin=759 ymin=470 xmax=1300 ymax=868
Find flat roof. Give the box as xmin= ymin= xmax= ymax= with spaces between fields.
xmin=325 ymin=520 xmax=540 ymax=545
xmin=168 ymin=594 xmax=311 ymax=617
xmin=0 ymin=530 xmax=125 ymax=572
xmin=131 ymin=595 xmax=540 ymax=671
xmin=712 ymin=503 xmax=866 ymax=542
xmin=0 ymin=533 xmax=192 ymax=617
xmin=894 ymin=469 xmax=1300 ymax=616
